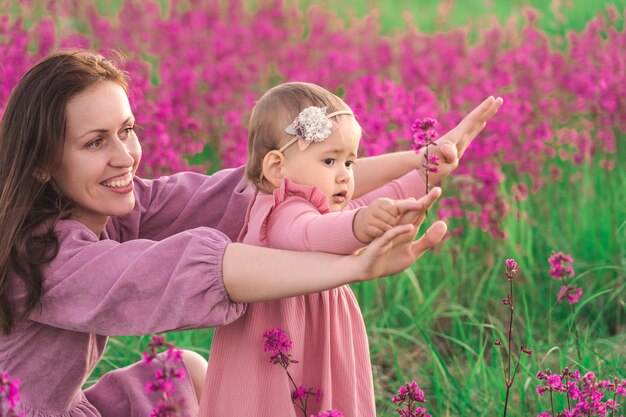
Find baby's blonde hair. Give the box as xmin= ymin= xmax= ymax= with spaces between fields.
xmin=245 ymin=82 xmax=353 ymax=192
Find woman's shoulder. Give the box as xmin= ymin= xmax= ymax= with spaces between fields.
xmin=53 ymin=219 xmax=101 ymax=243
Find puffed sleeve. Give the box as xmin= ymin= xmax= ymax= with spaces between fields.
xmin=27 ymin=220 xmax=246 ymax=336
xmin=348 ymin=169 xmax=426 ymax=209
xmin=107 ymin=166 xmax=253 ymax=243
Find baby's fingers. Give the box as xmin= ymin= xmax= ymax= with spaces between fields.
xmin=475 ymin=96 xmax=503 ymax=121
xmin=438 ymin=140 xmax=459 ymax=165
xmin=393 ymin=198 xmax=421 ymax=216
xmin=365 ymin=221 xmax=393 ymax=239
xmin=372 ymin=206 xmax=399 ymax=227
xmin=398 ymin=187 xmax=442 ymax=226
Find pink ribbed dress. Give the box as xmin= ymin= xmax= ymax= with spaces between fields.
xmin=199 ymin=171 xmax=425 ymax=417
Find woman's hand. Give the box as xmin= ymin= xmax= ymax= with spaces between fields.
xmin=355 ymin=187 xmax=446 ymax=280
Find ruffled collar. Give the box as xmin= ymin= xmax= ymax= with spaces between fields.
xmin=237 ymin=178 xmax=332 ymax=246
xmin=271 ymin=178 xmax=330 ymax=214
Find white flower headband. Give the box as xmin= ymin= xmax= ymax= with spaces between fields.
xmin=279 ymin=106 xmax=354 ymax=152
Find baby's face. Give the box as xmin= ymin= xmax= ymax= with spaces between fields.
xmin=282 ymin=116 xmax=361 ymax=212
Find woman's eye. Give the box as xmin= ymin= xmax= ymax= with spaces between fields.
xmin=120 ymin=126 xmax=134 ymax=138
xmin=323 ymin=158 xmax=335 ymax=166
xmin=87 ymin=138 xmax=104 ymax=149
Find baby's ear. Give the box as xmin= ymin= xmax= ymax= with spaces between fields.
xmin=261 ymin=150 xmax=285 ymax=189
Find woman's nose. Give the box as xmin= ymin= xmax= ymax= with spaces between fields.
xmin=110 ymin=137 xmax=136 ymax=167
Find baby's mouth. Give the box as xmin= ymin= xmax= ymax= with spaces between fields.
xmin=332 ymin=190 xmax=347 ymax=203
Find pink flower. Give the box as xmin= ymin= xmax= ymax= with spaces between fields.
xmin=548 ymin=252 xmax=575 ymax=280
xmin=547 ymin=374 xmax=564 ymax=392
xmin=557 ymin=285 xmax=583 ymax=305
xmin=521 ymin=346 xmax=533 ymax=356
xmin=143 ymin=335 xmax=187 ymax=416
xmin=505 ymin=258 xmax=519 ymax=280
xmin=263 ymin=328 xmax=292 ymax=355
xmin=0 ymin=371 xmax=23 ymax=415
xmin=392 ymin=381 xmax=430 ymax=417
xmin=292 ymin=385 xmax=308 ymax=401
xmin=263 ymin=328 xmax=296 ymax=367
xmin=411 ymin=118 xmax=439 ymax=151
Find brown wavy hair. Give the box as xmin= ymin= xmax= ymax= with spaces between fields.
xmin=0 ymin=50 xmax=130 ymax=334
xmin=245 ymin=82 xmax=353 ymax=193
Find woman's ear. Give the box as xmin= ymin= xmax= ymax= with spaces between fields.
xmin=32 ymin=168 xmax=50 ymax=183
xmin=262 ymin=150 xmax=285 ymax=189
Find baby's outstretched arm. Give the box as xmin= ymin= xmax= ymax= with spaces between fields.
xmin=352 ymin=96 xmax=503 ymax=197
xmin=352 ymin=197 xmax=423 ymax=243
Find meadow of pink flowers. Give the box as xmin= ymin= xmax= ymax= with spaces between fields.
xmin=0 ymin=0 xmax=623 ymax=237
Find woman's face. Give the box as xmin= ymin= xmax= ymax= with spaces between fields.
xmin=50 ymin=80 xmax=141 ymax=235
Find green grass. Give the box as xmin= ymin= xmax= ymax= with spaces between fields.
xmin=349 ymin=137 xmax=626 ymax=415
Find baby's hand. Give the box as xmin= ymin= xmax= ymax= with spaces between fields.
xmin=420 ymin=96 xmax=503 ymax=183
xmin=353 ymin=197 xmax=421 ymax=243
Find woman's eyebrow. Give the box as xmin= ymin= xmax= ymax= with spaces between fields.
xmin=75 ymin=116 xmax=135 ymax=140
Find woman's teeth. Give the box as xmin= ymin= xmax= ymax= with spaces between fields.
xmin=102 ymin=173 xmax=132 ymax=188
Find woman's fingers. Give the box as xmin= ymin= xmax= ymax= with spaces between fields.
xmin=371 ymin=224 xmax=414 ymax=248
xmin=410 ymin=221 xmax=447 ymax=259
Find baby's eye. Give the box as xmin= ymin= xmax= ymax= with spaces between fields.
xmin=345 ymin=160 xmax=355 ymax=168
xmin=323 ymin=158 xmax=335 ymax=166
xmin=87 ymin=138 xmax=104 ymax=149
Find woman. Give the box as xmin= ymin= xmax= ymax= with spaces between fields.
xmin=0 ymin=51 xmax=500 ymax=416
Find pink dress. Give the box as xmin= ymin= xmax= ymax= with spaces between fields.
xmin=199 ymin=171 xmax=425 ymax=417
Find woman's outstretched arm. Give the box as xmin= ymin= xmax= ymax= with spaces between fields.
xmin=223 ymin=188 xmax=446 ymax=302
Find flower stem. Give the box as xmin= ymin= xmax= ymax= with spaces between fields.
xmin=507 ymin=280 xmax=514 ymax=379
xmin=549 ymin=390 xmax=555 ymax=417
xmin=425 ymin=146 xmax=430 ymax=194
xmin=498 ymin=345 xmax=508 ymax=383
xmin=510 ymin=350 xmax=523 ymax=383
xmin=565 ymin=376 xmax=571 ymax=410
xmin=502 ymin=276 xmax=516 ymax=417
xmin=283 ymin=363 xmax=307 ymax=415
xmin=503 ymin=386 xmax=511 ymax=417
xmin=563 ymin=277 xmax=582 ymax=361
